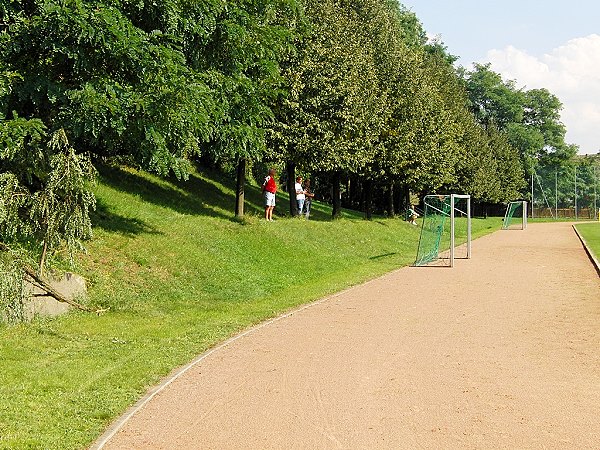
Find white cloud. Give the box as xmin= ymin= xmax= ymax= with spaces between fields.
xmin=483 ymin=34 xmax=600 ymax=154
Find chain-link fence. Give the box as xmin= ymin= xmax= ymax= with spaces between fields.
xmin=530 ymin=162 xmax=599 ymax=220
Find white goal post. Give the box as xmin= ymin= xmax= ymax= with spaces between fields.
xmin=415 ymin=194 xmax=471 ymax=268
xmin=450 ymin=194 xmax=471 ymax=267
xmin=502 ymin=201 xmax=528 ymax=230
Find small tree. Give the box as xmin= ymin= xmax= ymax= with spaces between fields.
xmin=1 ymin=116 xmax=97 ymax=322
xmin=0 ymin=124 xmax=96 ymax=274
xmin=30 ymin=129 xmax=97 ymax=272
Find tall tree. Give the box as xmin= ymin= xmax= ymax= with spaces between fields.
xmin=1 ymin=0 xmax=301 ymax=217
xmin=463 ymin=64 xmax=570 ymax=185
xmin=202 ymin=0 xmax=301 ymax=217
xmin=268 ymin=0 xmax=383 ymax=217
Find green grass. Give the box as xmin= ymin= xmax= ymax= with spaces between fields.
xmin=0 ymin=166 xmax=502 ymax=449
xmin=575 ymin=222 xmax=600 ymax=262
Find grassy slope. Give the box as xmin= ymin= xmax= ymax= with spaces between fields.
xmin=0 ymin=166 xmax=501 ymax=449
xmin=575 ymin=222 xmax=600 ymax=261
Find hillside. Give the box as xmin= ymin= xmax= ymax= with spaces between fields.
xmin=0 ymin=166 xmax=500 ymax=449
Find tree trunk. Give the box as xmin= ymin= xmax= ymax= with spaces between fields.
xmin=387 ymin=182 xmax=395 ymax=217
xmin=235 ymin=157 xmax=246 ymax=218
xmin=364 ymin=179 xmax=373 ymax=220
xmin=286 ymin=161 xmax=298 ymax=216
xmin=332 ymin=172 xmax=342 ymax=218
xmin=358 ymin=179 xmax=365 ymax=213
xmin=394 ymin=183 xmax=403 ymax=214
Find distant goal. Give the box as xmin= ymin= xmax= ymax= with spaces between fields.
xmin=414 ymin=194 xmax=471 ymax=268
xmin=502 ymin=201 xmax=527 ymax=230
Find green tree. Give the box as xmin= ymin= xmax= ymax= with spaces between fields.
xmin=2 ymin=0 xmax=301 ymax=219
xmin=462 ymin=63 xmax=524 ymax=128
xmin=0 ymin=123 xmax=96 ymax=273
xmin=453 ymin=121 xmax=501 ymax=202
xmin=376 ymin=42 xmax=467 ymax=202
xmin=201 ymin=0 xmax=301 ymax=217
xmin=463 ymin=64 xmax=570 ymax=187
xmin=2 ymin=0 xmax=221 ymax=178
xmin=269 ymin=0 xmax=383 ymax=217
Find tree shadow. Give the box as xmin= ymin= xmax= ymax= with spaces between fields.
xmin=234 ymin=186 xmax=335 ymax=222
xmin=98 ymin=165 xmax=231 ymax=220
xmin=97 ymin=165 xmax=353 ymax=224
xmin=91 ymin=200 xmax=161 ymax=237
xmin=302 ymin=203 xmax=338 ymax=222
xmin=369 ymin=252 xmax=397 ymax=260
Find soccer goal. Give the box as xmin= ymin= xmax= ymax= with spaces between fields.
xmin=502 ymin=201 xmax=527 ymax=230
xmin=414 ymin=194 xmax=471 ymax=267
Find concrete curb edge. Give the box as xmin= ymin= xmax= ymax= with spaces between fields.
xmin=572 ymin=224 xmax=600 ymax=277
xmin=88 ymin=263 xmax=413 ymax=449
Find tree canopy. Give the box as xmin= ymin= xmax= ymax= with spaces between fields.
xmin=0 ymin=0 xmax=579 ymax=231
xmin=462 ymin=63 xmax=572 ymax=175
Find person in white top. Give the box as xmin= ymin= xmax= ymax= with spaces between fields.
xmin=407 ymin=206 xmax=419 ymax=225
xmin=295 ymin=176 xmax=306 ymax=215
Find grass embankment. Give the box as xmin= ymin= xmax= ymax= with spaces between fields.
xmin=575 ymin=222 xmax=600 ymax=262
xmin=0 ymin=166 xmax=501 ymax=449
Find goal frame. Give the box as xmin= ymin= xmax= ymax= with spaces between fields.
xmin=502 ymin=200 xmax=528 ymax=230
xmin=416 ymin=194 xmax=471 ymax=268
xmin=449 ymin=194 xmax=472 ymax=267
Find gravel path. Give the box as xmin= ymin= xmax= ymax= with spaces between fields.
xmin=96 ymin=222 xmax=600 ymax=449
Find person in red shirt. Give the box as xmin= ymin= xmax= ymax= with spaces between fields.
xmin=261 ymin=168 xmax=277 ymax=221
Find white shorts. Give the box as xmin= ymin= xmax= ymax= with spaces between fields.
xmin=264 ymin=191 xmax=276 ymax=207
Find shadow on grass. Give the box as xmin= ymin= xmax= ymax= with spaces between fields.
xmin=91 ymin=201 xmax=161 ymax=237
xmin=98 ymin=165 xmax=232 ymax=221
xmin=369 ymin=252 xmax=397 ymax=260
xmin=97 ymin=164 xmax=347 ymax=224
xmin=303 ymin=203 xmax=338 ymax=222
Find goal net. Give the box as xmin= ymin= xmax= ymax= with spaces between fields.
xmin=502 ymin=201 xmax=527 ymax=230
xmin=415 ymin=194 xmax=471 ymax=267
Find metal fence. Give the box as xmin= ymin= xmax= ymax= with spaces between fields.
xmin=532 ymin=207 xmax=599 ymax=220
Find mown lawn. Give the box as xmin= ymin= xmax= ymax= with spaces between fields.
xmin=575 ymin=222 xmax=600 ymax=262
xmin=0 ymin=166 xmax=502 ymax=449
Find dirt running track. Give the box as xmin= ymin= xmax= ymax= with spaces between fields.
xmin=96 ymin=222 xmax=600 ymax=449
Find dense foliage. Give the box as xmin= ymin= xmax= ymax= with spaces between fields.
xmin=0 ymin=0 xmax=302 ymax=320
xmin=0 ymin=0 xmax=589 ymax=270
xmin=1 ymin=0 xmax=300 ymax=175
xmin=2 ymin=0 xmax=569 ymax=224
xmin=266 ymin=0 xmax=530 ymax=217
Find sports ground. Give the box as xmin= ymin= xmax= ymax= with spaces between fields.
xmin=95 ymin=222 xmax=600 ymax=449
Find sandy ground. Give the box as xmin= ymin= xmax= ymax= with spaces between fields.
xmin=96 ymin=222 xmax=600 ymax=449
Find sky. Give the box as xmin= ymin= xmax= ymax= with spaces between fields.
xmin=399 ymin=0 xmax=600 ymax=155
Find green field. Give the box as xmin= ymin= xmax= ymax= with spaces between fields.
xmin=0 ymin=166 xmax=502 ymax=449
xmin=575 ymin=222 xmax=600 ymax=262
